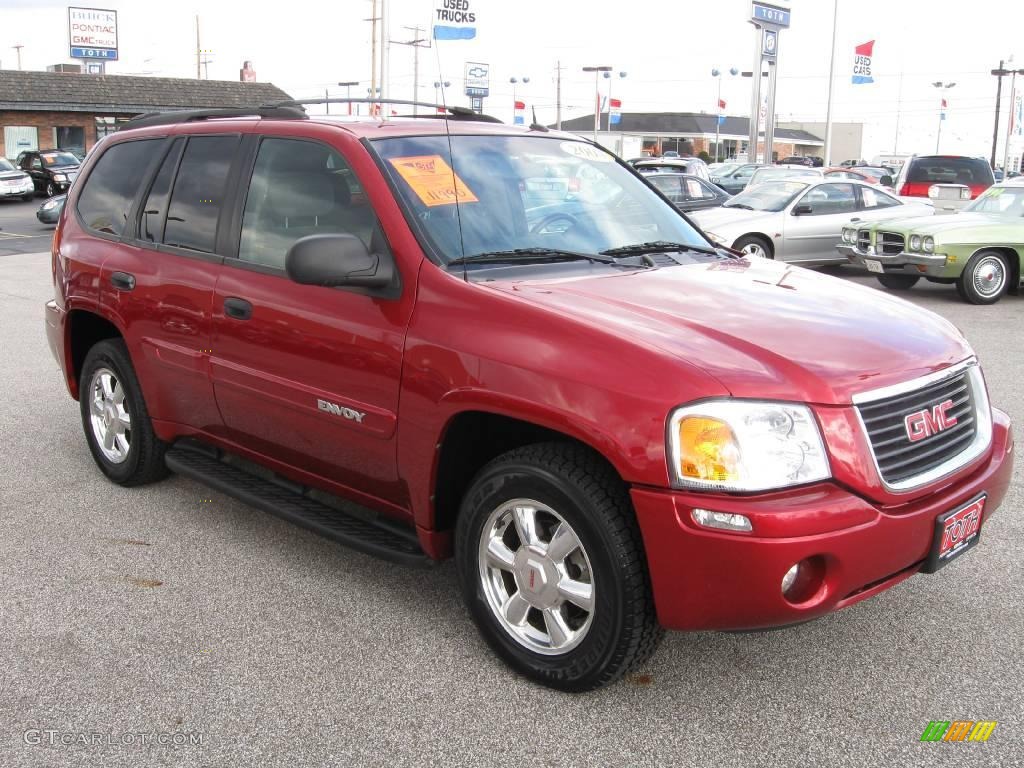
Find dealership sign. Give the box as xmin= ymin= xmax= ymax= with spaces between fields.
xmin=68 ymin=7 xmax=118 ymax=61
xmin=464 ymin=61 xmax=489 ymax=98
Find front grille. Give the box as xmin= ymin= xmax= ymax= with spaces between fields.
xmin=856 ymin=229 xmax=871 ymax=252
xmin=878 ymin=231 xmax=905 ymax=255
xmin=857 ymin=371 xmax=977 ymax=485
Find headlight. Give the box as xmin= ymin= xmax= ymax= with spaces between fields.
xmin=668 ymin=401 xmax=831 ymax=492
xmin=42 ymin=199 xmax=60 ymax=210
xmin=704 ymin=231 xmax=728 ymax=245
xmin=841 ymin=228 xmax=855 ymax=243
xmin=52 ymin=173 xmax=67 ymax=182
xmin=922 ymin=236 xmax=935 ymax=253
xmin=909 ymin=234 xmax=922 ymax=251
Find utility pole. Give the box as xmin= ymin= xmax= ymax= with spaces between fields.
xmin=195 ymin=17 xmax=201 ymax=79
xmin=367 ymin=0 xmax=379 ymax=113
xmin=555 ymin=60 xmax=564 ymax=130
xmin=380 ymin=0 xmax=389 ymax=110
xmin=991 ymin=60 xmax=1007 ymax=169
xmin=1004 ymin=69 xmax=1020 ymax=173
xmin=13 ymin=45 xmax=23 ymax=71
xmin=393 ymin=26 xmax=428 ymax=114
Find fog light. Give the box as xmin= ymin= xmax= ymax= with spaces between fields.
xmin=692 ymin=508 xmax=752 ymax=532
xmin=781 ymin=563 xmax=800 ymax=594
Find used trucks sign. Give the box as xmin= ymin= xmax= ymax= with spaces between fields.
xmin=68 ymin=7 xmax=119 ymax=61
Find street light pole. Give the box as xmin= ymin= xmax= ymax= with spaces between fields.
xmin=711 ymin=67 xmax=739 ymax=162
xmin=602 ymin=70 xmax=627 ymax=132
xmin=509 ymin=76 xmax=530 ymax=124
xmin=433 ymin=80 xmax=451 ymax=106
xmin=582 ymin=66 xmax=612 ymax=142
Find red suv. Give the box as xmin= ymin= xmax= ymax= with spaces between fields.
xmin=45 ymin=103 xmax=1013 ymax=691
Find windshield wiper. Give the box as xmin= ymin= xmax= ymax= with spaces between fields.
xmin=447 ymin=247 xmax=618 ymax=267
xmin=600 ymin=240 xmax=719 ymax=257
xmin=724 ymin=203 xmax=755 ymax=210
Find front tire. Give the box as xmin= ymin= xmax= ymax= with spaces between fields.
xmin=732 ymin=234 xmax=773 ymax=259
xmin=45 ymin=182 xmax=57 ymax=198
xmin=79 ymin=339 xmax=168 ymax=486
xmin=957 ymin=250 xmax=1009 ymax=304
xmin=876 ymin=274 xmax=920 ymax=291
xmin=455 ymin=443 xmax=662 ymax=692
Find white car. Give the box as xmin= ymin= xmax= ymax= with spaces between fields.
xmin=690 ymin=178 xmax=934 ymax=265
xmin=0 ymin=158 xmax=34 ymax=201
xmin=746 ymin=165 xmax=823 ymax=187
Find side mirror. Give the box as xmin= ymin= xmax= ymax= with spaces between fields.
xmin=880 ymin=174 xmax=894 ymax=187
xmin=792 ymin=203 xmax=813 ymax=216
xmin=285 ymin=233 xmax=393 ymax=289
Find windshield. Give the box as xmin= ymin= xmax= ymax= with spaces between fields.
xmin=42 ymin=152 xmax=79 ymax=167
xmin=965 ymin=186 xmax=1024 ymax=215
xmin=373 ymin=135 xmax=710 ymax=264
xmin=710 ymin=163 xmax=740 ymax=177
xmin=723 ymin=180 xmax=809 ymax=212
xmin=0 ymin=158 xmax=15 ymax=172
xmin=749 ymin=167 xmax=818 ymax=185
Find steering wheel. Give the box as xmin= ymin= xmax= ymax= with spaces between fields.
xmin=530 ymin=213 xmax=578 ymax=235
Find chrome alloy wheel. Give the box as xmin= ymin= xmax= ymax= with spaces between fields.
xmin=478 ymin=499 xmax=595 ymax=655
xmin=88 ymin=367 xmax=132 ymax=464
xmin=739 ymin=242 xmax=767 ymax=258
xmin=972 ymin=255 xmax=1006 ymax=297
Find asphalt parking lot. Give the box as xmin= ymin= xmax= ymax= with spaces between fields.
xmin=1 ymin=251 xmax=1021 ymax=768
xmin=0 ymin=198 xmax=55 ymax=257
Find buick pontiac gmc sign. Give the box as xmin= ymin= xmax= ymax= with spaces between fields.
xmin=68 ymin=7 xmax=119 ymax=61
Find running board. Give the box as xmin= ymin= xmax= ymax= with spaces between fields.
xmin=165 ymin=441 xmax=433 ymax=567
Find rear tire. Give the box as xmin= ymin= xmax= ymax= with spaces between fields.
xmin=732 ymin=234 xmax=773 ymax=259
xmin=877 ymin=274 xmax=920 ymax=291
xmin=957 ymin=250 xmax=1009 ymax=305
xmin=79 ymin=339 xmax=168 ymax=486
xmin=455 ymin=442 xmax=662 ymax=691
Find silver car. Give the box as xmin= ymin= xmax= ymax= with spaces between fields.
xmin=746 ymin=165 xmax=823 ymax=187
xmin=690 ymin=178 xmax=934 ymax=265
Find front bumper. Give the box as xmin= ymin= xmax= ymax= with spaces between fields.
xmin=837 ymin=244 xmax=955 ymax=278
xmin=0 ymin=183 xmax=33 ymax=198
xmin=632 ymin=409 xmax=1013 ymax=631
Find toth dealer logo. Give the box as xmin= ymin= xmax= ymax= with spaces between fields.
xmin=904 ymin=400 xmax=958 ymax=443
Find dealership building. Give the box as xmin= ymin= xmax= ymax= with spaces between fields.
xmin=559 ymin=112 xmax=864 ymax=164
xmin=0 ymin=68 xmax=291 ymax=159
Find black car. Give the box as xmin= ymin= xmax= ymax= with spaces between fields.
xmin=17 ymin=150 xmax=81 ymax=197
xmin=638 ymin=170 xmax=730 ymax=212
xmin=778 ymin=155 xmax=816 ymax=167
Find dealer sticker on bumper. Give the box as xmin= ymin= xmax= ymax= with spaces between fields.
xmin=922 ymin=494 xmax=985 ymax=573
xmin=865 ymin=259 xmax=884 ymax=274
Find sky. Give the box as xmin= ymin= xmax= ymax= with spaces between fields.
xmin=2 ymin=0 xmax=1024 ymax=162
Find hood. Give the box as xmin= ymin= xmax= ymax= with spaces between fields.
xmin=689 ymin=206 xmax=778 ymax=232
xmin=872 ymin=211 xmax=1011 ymax=237
xmin=488 ymin=258 xmax=971 ymax=405
xmin=0 ymin=170 xmax=28 ymax=180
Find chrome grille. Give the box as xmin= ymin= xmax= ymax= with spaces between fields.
xmin=857 ymin=370 xmax=978 ymax=486
xmin=856 ymin=229 xmax=871 ymax=252
xmin=878 ymin=232 xmax=905 ymax=255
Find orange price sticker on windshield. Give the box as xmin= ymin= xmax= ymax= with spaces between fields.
xmin=387 ymin=155 xmax=479 ymax=207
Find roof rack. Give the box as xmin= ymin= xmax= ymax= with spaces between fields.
xmin=120 ymin=105 xmax=308 ymax=130
xmin=262 ymin=98 xmax=503 ymax=123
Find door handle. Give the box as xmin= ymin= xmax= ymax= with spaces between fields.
xmin=110 ymin=271 xmax=135 ymax=291
xmin=223 ymin=297 xmax=253 ymax=321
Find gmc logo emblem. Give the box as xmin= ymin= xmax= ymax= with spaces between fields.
xmin=904 ymin=400 xmax=958 ymax=442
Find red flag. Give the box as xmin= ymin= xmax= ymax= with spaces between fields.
xmin=718 ymin=98 xmax=727 ymax=110
xmin=609 ymin=98 xmax=621 ymax=109
xmin=514 ymin=100 xmax=525 ymax=110
xmin=941 ymin=98 xmax=948 ymax=108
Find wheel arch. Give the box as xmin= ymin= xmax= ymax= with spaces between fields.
xmin=732 ymin=232 xmax=775 ymax=258
xmin=66 ymin=309 xmax=125 ymax=399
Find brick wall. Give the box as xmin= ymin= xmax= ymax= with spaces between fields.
xmin=0 ymin=111 xmax=101 ymax=157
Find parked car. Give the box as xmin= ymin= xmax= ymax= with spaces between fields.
xmin=839 ymin=179 xmax=1024 ymax=304
xmin=993 ymin=169 xmax=1005 ymax=182
xmin=0 ymin=157 xmax=35 ymax=201
xmin=45 ymin=105 xmax=1012 ymax=691
xmin=824 ymin=166 xmax=895 ymax=187
xmin=710 ymin=163 xmax=762 ymax=195
xmin=691 ymin=178 xmax=933 ymax=264
xmin=840 ymin=159 xmax=867 ymax=167
xmin=18 ymin=149 xmax=82 ymax=197
xmin=778 ymin=156 xmax=815 ymax=167
xmin=632 ymin=157 xmax=710 ymax=180
xmin=746 ymin=166 xmax=823 ymax=187
xmin=37 ymin=193 xmax=66 ymax=224
xmin=639 ymin=171 xmax=730 ymax=212
xmin=894 ymin=155 xmax=994 ymax=213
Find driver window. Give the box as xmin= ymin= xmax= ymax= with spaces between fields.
xmin=798 ymin=183 xmax=857 ymax=215
xmin=238 ymin=138 xmax=381 ymax=269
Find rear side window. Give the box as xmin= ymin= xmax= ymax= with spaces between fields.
xmin=140 ymin=139 xmax=184 ymax=243
xmin=76 ymin=139 xmax=160 ymax=236
xmin=907 ymin=157 xmax=994 ymax=186
xmin=163 ymin=136 xmax=239 ymax=253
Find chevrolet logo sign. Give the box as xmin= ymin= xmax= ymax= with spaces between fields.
xmin=468 ymin=67 xmax=487 ymax=78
